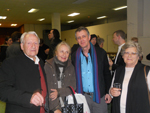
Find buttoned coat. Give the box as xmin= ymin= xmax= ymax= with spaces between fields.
xmin=44 ymin=58 xmax=76 ymax=111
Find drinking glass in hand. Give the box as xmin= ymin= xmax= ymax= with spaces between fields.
xmin=113 ymin=83 xmax=121 ymax=88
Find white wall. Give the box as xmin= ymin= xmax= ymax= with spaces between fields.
xmin=24 ymin=24 xmax=51 ymax=39
xmin=61 ymin=20 xmax=127 ymax=52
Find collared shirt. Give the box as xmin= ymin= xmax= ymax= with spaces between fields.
xmin=81 ymin=52 xmax=94 ymax=93
xmin=114 ymin=43 xmax=125 ymax=64
xmin=24 ymin=54 xmax=39 ymax=64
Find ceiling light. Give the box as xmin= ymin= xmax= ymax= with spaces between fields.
xmin=68 ymin=13 xmax=80 ymax=17
xmin=67 ymin=20 xmax=74 ymax=23
xmin=0 ymin=16 xmax=7 ymax=19
xmin=37 ymin=18 xmax=45 ymax=21
xmin=113 ymin=6 xmax=127 ymax=11
xmin=97 ymin=16 xmax=107 ymax=19
xmin=11 ymin=24 xmax=17 ymax=26
xmin=28 ymin=8 xmax=39 ymax=13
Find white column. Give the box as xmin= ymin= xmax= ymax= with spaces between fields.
xmin=127 ymin=0 xmax=150 ymax=40
xmin=52 ymin=13 xmax=61 ymax=38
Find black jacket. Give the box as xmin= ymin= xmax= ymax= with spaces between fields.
xmin=0 ymin=53 xmax=48 ymax=113
xmin=71 ymin=46 xmax=111 ymax=97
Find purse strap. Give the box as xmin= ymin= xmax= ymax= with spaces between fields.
xmin=144 ymin=66 xmax=150 ymax=104
xmin=67 ymin=86 xmax=77 ymax=105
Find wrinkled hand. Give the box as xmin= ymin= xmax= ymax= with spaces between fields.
xmin=105 ymin=94 xmax=112 ymax=103
xmin=54 ymin=109 xmax=62 ymax=113
xmin=30 ymin=92 xmax=44 ymax=106
xmin=110 ymin=88 xmax=121 ymax=97
xmin=50 ymin=89 xmax=58 ymax=101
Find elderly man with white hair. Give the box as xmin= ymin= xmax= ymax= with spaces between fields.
xmin=0 ymin=31 xmax=48 ymax=113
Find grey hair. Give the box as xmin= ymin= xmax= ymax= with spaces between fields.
xmin=75 ymin=26 xmax=90 ymax=39
xmin=97 ymin=37 xmax=104 ymax=45
xmin=20 ymin=31 xmax=40 ymax=44
xmin=54 ymin=41 xmax=71 ymax=55
xmin=121 ymin=41 xmax=143 ymax=57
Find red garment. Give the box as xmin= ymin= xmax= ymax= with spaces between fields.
xmin=39 ymin=63 xmax=47 ymax=113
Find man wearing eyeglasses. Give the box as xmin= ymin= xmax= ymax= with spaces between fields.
xmin=109 ymin=30 xmax=126 ymax=76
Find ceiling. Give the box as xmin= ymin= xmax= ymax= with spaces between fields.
xmin=0 ymin=0 xmax=127 ymax=28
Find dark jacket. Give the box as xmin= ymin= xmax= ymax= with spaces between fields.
xmin=112 ymin=63 xmax=150 ymax=113
xmin=112 ymin=52 xmax=125 ymax=71
xmin=44 ymin=58 xmax=76 ymax=111
xmin=71 ymin=46 xmax=111 ymax=97
xmin=6 ymin=42 xmax=22 ymax=58
xmin=48 ymin=38 xmax=62 ymax=59
xmin=0 ymin=53 xmax=48 ymax=113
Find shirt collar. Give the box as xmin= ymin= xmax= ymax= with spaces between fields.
xmin=24 ymin=54 xmax=40 ymax=64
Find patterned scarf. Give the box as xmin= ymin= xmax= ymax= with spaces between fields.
xmin=75 ymin=42 xmax=101 ymax=103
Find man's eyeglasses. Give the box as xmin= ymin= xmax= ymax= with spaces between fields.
xmin=124 ymin=52 xmax=138 ymax=56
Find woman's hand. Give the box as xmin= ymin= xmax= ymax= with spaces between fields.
xmin=50 ymin=89 xmax=58 ymax=101
xmin=54 ymin=109 xmax=62 ymax=113
xmin=110 ymin=88 xmax=121 ymax=97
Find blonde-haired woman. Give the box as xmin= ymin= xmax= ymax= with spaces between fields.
xmin=44 ymin=41 xmax=76 ymax=113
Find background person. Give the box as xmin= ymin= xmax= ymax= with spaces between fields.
xmin=44 ymin=41 xmax=76 ymax=113
xmin=48 ymin=29 xmax=62 ymax=59
xmin=0 ymin=36 xmax=12 ymax=62
xmin=109 ymin=30 xmax=126 ymax=76
xmin=0 ymin=31 xmax=48 ymax=113
xmin=6 ymin=31 xmax=22 ymax=58
xmin=97 ymin=37 xmax=104 ymax=48
xmin=110 ymin=41 xmax=150 ymax=113
xmin=90 ymin=34 xmax=99 ymax=47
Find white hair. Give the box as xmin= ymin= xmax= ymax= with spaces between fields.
xmin=20 ymin=31 xmax=40 ymax=44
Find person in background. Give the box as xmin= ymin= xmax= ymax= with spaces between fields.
xmin=110 ymin=41 xmax=150 ymax=113
xmin=97 ymin=37 xmax=104 ymax=48
xmin=6 ymin=31 xmax=22 ymax=58
xmin=71 ymin=26 xmax=112 ymax=113
xmin=44 ymin=41 xmax=76 ymax=113
xmin=109 ymin=30 xmax=126 ymax=75
xmin=90 ymin=34 xmax=99 ymax=47
xmin=0 ymin=31 xmax=48 ymax=113
xmin=48 ymin=29 xmax=62 ymax=59
xmin=131 ymin=37 xmax=138 ymax=43
xmin=38 ymin=39 xmax=49 ymax=62
xmin=0 ymin=36 xmax=12 ymax=62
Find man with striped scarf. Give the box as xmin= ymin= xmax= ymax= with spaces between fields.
xmin=71 ymin=26 xmax=112 ymax=113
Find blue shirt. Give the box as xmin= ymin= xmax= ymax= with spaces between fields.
xmin=81 ymin=52 xmax=94 ymax=93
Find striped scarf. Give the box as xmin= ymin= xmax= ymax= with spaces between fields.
xmin=75 ymin=43 xmax=101 ymax=103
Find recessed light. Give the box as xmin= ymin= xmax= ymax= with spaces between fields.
xmin=37 ymin=18 xmax=45 ymax=21
xmin=68 ymin=13 xmax=80 ymax=17
xmin=28 ymin=8 xmax=39 ymax=13
xmin=113 ymin=6 xmax=127 ymax=11
xmin=97 ymin=16 xmax=107 ymax=19
xmin=11 ymin=24 xmax=17 ymax=26
xmin=0 ymin=16 xmax=7 ymax=19
xmin=67 ymin=20 xmax=74 ymax=23
xmin=7 ymin=9 xmax=10 ymax=11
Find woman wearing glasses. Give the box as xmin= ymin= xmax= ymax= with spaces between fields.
xmin=110 ymin=41 xmax=150 ymax=113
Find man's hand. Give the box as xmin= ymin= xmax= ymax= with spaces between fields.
xmin=105 ymin=94 xmax=112 ymax=103
xmin=30 ymin=92 xmax=44 ymax=106
xmin=50 ymin=89 xmax=58 ymax=101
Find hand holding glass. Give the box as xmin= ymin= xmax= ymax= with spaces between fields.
xmin=113 ymin=83 xmax=121 ymax=88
